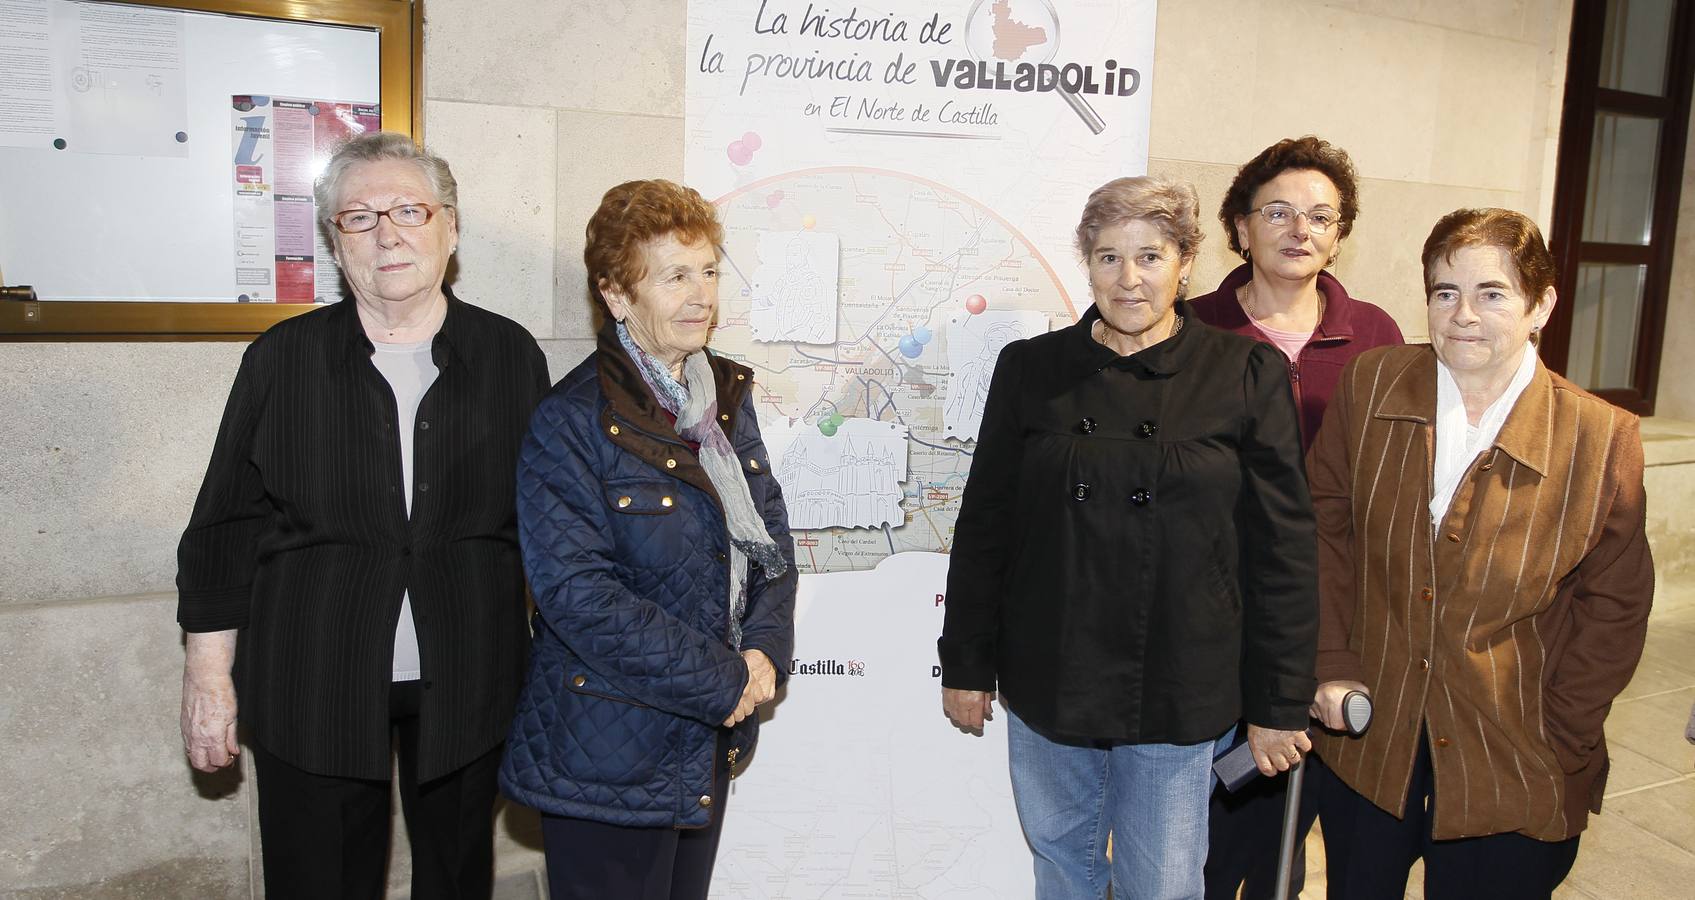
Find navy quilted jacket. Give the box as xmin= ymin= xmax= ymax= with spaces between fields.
xmin=500 ymin=324 xmax=796 ymax=828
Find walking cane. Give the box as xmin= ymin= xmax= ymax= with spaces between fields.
xmin=1271 ymin=691 xmax=1373 ymax=900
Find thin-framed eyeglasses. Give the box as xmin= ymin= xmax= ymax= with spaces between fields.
xmin=1250 ymin=202 xmax=1341 ymax=234
xmin=330 ymin=203 xmax=452 ymax=234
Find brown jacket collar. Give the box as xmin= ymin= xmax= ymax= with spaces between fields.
xmin=594 ymin=319 xmax=756 ymax=502
xmin=1372 ymin=344 xmax=1554 ymax=478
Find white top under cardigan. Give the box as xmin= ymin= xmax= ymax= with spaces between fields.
xmin=1429 ymin=341 xmax=1538 ymax=526
xmin=371 ymin=338 xmax=440 ymax=682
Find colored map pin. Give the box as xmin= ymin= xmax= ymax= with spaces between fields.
xmin=965 ymin=294 xmax=988 ymax=315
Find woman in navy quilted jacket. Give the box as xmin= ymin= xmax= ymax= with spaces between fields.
xmin=500 ymin=179 xmax=797 ymax=900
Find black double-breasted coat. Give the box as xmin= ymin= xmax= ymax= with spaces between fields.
xmin=938 ymin=302 xmax=1318 ymax=742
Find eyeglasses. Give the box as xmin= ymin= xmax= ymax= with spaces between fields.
xmin=1250 ymin=202 xmax=1341 ymax=234
xmin=330 ymin=203 xmax=452 ymax=234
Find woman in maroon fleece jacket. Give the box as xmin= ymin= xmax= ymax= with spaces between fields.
xmin=1192 ymin=135 xmax=1403 ymax=900
xmin=1191 ymin=136 xmax=1404 ymax=451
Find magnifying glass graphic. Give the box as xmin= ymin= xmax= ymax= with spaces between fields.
xmin=963 ymin=0 xmax=1106 ymax=135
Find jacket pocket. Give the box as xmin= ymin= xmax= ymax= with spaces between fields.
xmin=604 ymin=477 xmax=680 ymax=516
xmin=564 ymin=669 xmax=650 ymax=707
xmin=553 ymin=666 xmax=671 ymax=787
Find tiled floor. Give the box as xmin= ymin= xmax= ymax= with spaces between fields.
xmin=1295 ymin=575 xmax=1695 ymax=898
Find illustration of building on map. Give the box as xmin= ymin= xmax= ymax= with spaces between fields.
xmin=749 ymin=230 xmax=840 ymax=344
xmin=943 ymin=310 xmax=1049 ymax=442
xmin=764 ymin=417 xmax=908 ymax=530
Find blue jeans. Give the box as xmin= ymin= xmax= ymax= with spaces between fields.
xmin=1007 ymin=705 xmax=1219 ymax=900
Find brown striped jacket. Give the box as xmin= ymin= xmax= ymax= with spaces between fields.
xmin=1308 ymin=345 xmax=1653 ymax=841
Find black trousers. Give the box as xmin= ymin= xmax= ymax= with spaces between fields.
xmin=540 ymin=733 xmax=734 ymax=900
xmin=1204 ymin=764 xmax=1318 ymax=900
xmin=1311 ymin=732 xmax=1580 ymax=899
xmin=250 ymin=681 xmax=501 ymax=900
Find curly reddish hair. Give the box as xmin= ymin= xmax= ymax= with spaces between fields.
xmin=1219 ymin=136 xmax=1361 ymax=259
xmin=1421 ymin=208 xmax=1555 ymax=310
xmin=584 ymin=179 xmax=724 ymax=311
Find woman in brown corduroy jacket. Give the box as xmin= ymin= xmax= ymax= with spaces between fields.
xmin=1305 ymin=208 xmax=1654 ymax=899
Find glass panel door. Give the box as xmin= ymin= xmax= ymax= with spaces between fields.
xmin=1567 ymin=263 xmax=1646 ymax=390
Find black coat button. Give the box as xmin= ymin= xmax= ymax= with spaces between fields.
xmin=1130 ymin=489 xmax=1151 ymax=506
xmin=1072 ymin=483 xmax=1091 ymax=501
xmin=1139 ymin=421 xmax=1158 ymax=438
xmin=1078 ymin=417 xmax=1097 ymax=434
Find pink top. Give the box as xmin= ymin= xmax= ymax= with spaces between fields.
xmin=1249 ymin=316 xmax=1314 ymax=363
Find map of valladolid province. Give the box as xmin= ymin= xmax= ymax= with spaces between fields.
xmin=712 ymin=168 xmax=1077 ymax=574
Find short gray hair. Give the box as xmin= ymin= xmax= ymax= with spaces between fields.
xmin=1075 ymin=176 xmax=1205 ymax=262
xmin=313 ymin=131 xmax=458 ymax=230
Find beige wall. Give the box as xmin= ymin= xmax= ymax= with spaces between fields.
xmin=1152 ymin=0 xmax=1574 ymax=340
xmin=7 ymin=1 xmax=1694 ymax=896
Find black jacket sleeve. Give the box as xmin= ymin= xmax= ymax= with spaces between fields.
xmin=176 ymin=340 xmax=271 ymax=632
xmin=1236 ymin=343 xmax=1320 ymax=729
xmin=937 ymin=340 xmax=1026 ymax=691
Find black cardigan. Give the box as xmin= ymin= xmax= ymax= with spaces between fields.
xmin=937 ymin=302 xmax=1318 ymax=742
xmin=177 ymin=293 xmax=550 ymax=780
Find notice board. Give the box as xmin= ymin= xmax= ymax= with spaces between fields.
xmin=0 ymin=0 xmax=419 ymax=339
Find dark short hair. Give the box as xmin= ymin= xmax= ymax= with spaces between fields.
xmin=313 ymin=131 xmax=457 ymax=231
xmin=1421 ymin=208 xmax=1555 ymax=309
xmin=584 ymin=180 xmax=724 ymax=312
xmin=1219 ymin=136 xmax=1360 ymax=259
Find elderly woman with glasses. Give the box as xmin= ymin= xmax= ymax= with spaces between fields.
xmin=177 ymin=131 xmax=551 ymax=898
xmin=1306 ymin=209 xmax=1652 ymax=899
xmin=499 ymin=179 xmax=796 ymax=900
xmin=1191 ymin=135 xmax=1405 ymax=900
xmin=939 ymin=176 xmax=1319 ymax=900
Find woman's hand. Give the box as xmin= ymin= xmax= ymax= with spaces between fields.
xmin=181 ymin=630 xmax=240 ymax=772
xmin=1310 ymin=680 xmax=1370 ymax=732
xmin=724 ymin=649 xmax=778 ymax=727
xmin=942 ymin=688 xmax=996 ymax=734
xmin=1246 ymin=724 xmax=1312 ymax=776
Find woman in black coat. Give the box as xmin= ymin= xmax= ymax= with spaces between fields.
xmin=937 ymin=175 xmax=1319 ymax=900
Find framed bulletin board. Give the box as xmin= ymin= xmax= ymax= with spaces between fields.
xmin=0 ymin=0 xmax=420 ymax=341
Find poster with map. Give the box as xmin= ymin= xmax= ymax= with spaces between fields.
xmin=687 ymin=3 xmax=1156 ymax=896
xmin=690 ymin=0 xmax=1154 ymax=573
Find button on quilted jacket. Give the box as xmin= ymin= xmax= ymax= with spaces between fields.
xmin=500 ymin=323 xmax=797 ymax=828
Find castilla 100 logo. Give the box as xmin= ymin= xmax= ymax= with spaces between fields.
xmin=790 ymin=658 xmax=866 ymax=676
